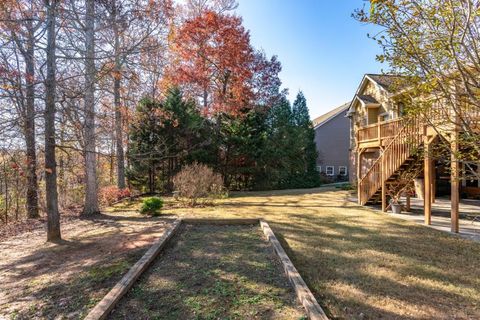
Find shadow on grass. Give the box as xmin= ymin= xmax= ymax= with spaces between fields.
xmin=136 ymin=187 xmax=480 ymax=318
xmin=267 ymin=211 xmax=480 ymax=319
xmin=1 ymin=214 xmax=176 ymax=319
xmin=109 ymin=224 xmax=305 ymax=320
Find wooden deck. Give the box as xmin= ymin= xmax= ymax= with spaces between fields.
xmin=355 ymin=113 xmax=480 ymax=233
xmin=357 ymin=110 xmax=480 ymax=149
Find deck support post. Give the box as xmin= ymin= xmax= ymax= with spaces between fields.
xmin=424 ymin=130 xmax=432 ymax=225
xmin=357 ymin=148 xmax=363 ymax=204
xmin=430 ymin=157 xmax=436 ymax=204
xmin=381 ymin=154 xmax=387 ymax=212
xmin=451 ymin=131 xmax=460 ymax=233
xmin=405 ymin=193 xmax=411 ymax=212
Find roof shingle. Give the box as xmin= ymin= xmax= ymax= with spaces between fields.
xmin=366 ymin=74 xmax=407 ymax=92
xmin=356 ymin=95 xmax=379 ymax=104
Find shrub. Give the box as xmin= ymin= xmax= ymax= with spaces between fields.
xmin=100 ymin=186 xmax=131 ymax=206
xmin=337 ymin=183 xmax=355 ymax=191
xmin=140 ymin=197 xmax=164 ymax=216
xmin=173 ymin=162 xmax=226 ymax=206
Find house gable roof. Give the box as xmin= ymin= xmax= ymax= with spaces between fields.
xmin=312 ymin=102 xmax=350 ymax=129
xmin=347 ymin=73 xmax=406 ymax=115
xmin=365 ymin=74 xmax=406 ymax=92
xmin=356 ymin=94 xmax=379 ymax=105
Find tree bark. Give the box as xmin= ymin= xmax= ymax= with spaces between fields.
xmin=24 ymin=19 xmax=39 ymax=219
xmin=113 ymin=10 xmax=125 ymax=189
xmin=44 ymin=0 xmax=61 ymax=241
xmin=83 ymin=0 xmax=100 ymax=215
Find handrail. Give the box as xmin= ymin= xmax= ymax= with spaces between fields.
xmin=358 ymin=116 xmax=423 ymax=205
xmin=357 ymin=117 xmax=404 ymax=143
xmin=358 ymin=119 xmax=410 ymax=185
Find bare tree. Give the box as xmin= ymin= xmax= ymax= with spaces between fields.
xmin=83 ymin=0 xmax=100 ymax=215
xmin=44 ymin=0 xmax=61 ymax=241
xmin=0 ymin=1 xmax=43 ymax=218
xmin=186 ymin=0 xmax=238 ymax=17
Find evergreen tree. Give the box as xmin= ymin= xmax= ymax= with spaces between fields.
xmin=126 ymin=97 xmax=166 ymax=193
xmin=127 ymin=87 xmax=214 ymax=193
xmin=291 ymin=91 xmax=320 ymax=187
xmin=292 ymin=91 xmax=310 ymax=126
xmin=218 ymin=108 xmax=269 ymax=190
xmin=264 ymin=95 xmax=297 ymax=189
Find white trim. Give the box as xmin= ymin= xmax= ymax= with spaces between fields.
xmin=339 ymin=166 xmax=348 ymax=176
xmin=316 ymin=165 xmax=322 ymax=173
xmin=326 ymin=166 xmax=335 ymax=176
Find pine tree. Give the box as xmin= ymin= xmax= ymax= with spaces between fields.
xmin=264 ymin=95 xmax=297 ymax=188
xmin=127 ymin=88 xmax=214 ymax=193
xmin=127 ymin=98 xmax=164 ymax=194
xmin=292 ymin=91 xmax=310 ymax=126
xmin=291 ymin=91 xmax=320 ymax=187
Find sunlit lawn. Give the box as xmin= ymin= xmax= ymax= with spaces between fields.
xmin=114 ymin=187 xmax=480 ymax=319
xmin=109 ymin=224 xmax=305 ymax=320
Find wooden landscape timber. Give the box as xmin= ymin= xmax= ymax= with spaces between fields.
xmin=260 ymin=220 xmax=329 ymax=320
xmin=84 ymin=218 xmax=328 ymax=320
xmin=84 ymin=220 xmax=182 ymax=320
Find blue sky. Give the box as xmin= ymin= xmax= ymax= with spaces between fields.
xmin=235 ymin=0 xmax=385 ymax=119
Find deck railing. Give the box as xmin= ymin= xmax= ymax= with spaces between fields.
xmin=357 ymin=103 xmax=480 ymax=146
xmin=357 ymin=118 xmax=405 ymax=145
xmin=358 ymin=116 xmax=423 ymax=205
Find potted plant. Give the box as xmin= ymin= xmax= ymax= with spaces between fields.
xmin=386 ymin=160 xmax=424 ymax=214
xmin=390 ymin=195 xmax=403 ymax=214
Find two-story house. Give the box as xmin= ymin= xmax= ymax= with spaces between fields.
xmin=312 ymin=103 xmax=350 ymax=182
xmin=348 ymin=73 xmax=480 ymax=233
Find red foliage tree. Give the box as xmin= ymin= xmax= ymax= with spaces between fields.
xmin=166 ymin=11 xmax=276 ymax=116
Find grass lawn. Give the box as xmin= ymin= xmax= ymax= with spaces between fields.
xmin=0 ymin=211 xmax=175 ymax=319
xmin=1 ymin=187 xmax=479 ymax=319
xmin=114 ymin=187 xmax=480 ymax=319
xmin=109 ymin=224 xmax=305 ymax=320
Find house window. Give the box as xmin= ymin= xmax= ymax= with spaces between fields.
xmin=339 ymin=166 xmax=348 ymax=176
xmin=379 ymin=112 xmax=390 ymax=122
xmin=326 ymin=166 xmax=334 ymax=176
xmin=398 ymin=102 xmax=406 ymax=117
xmin=316 ymin=166 xmax=322 ymax=172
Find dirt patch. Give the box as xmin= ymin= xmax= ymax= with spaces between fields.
xmin=0 ymin=208 xmax=174 ymax=319
xmin=108 ymin=224 xmax=306 ymax=320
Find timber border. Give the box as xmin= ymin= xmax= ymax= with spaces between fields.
xmin=84 ymin=218 xmax=328 ymax=320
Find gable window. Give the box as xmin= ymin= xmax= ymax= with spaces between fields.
xmin=339 ymin=166 xmax=348 ymax=176
xmin=326 ymin=166 xmax=334 ymax=176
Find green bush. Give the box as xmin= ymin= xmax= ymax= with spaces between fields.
xmin=336 ymin=183 xmax=355 ymax=191
xmin=140 ymin=197 xmax=164 ymax=216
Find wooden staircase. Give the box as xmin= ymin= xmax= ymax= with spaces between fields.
xmin=358 ymin=117 xmax=424 ymax=205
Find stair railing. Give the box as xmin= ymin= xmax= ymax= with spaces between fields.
xmin=358 ymin=116 xmax=423 ymax=205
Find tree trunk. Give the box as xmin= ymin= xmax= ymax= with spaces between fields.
xmin=44 ymin=0 xmax=61 ymax=241
xmin=112 ymin=5 xmax=126 ymax=189
xmin=3 ymin=160 xmax=8 ymax=224
xmin=83 ymin=0 xmax=99 ymax=215
xmin=24 ymin=20 xmax=39 ymax=219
